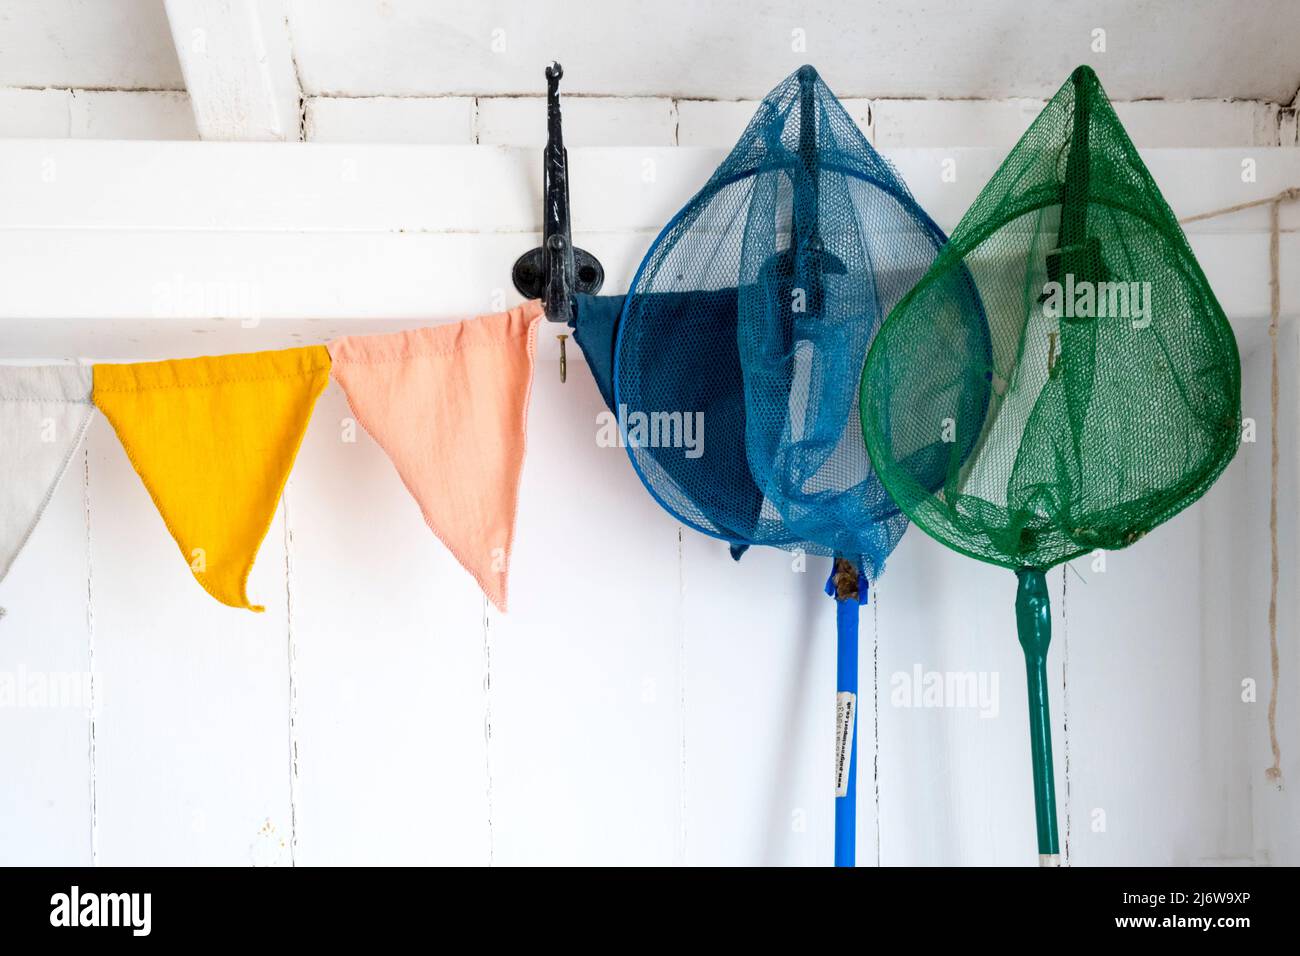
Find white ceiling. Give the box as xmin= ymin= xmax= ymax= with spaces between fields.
xmin=1 ymin=0 xmax=1297 ymax=103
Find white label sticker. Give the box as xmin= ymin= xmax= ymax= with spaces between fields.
xmin=835 ymin=691 xmax=856 ymax=797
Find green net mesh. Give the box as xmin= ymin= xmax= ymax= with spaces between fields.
xmin=860 ymin=66 xmax=1241 ymax=571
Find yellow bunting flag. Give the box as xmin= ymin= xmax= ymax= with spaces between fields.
xmin=93 ymin=347 xmax=330 ymax=611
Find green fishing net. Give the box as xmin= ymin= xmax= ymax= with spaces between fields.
xmin=860 ymin=66 xmax=1241 ymax=572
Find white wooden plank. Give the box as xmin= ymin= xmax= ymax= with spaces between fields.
xmin=3 ymin=143 xmax=1293 ymax=237
xmin=164 ymin=0 xmax=302 ymax=141
xmin=7 ymin=88 xmax=1281 ymax=150
xmin=283 ymin=383 xmax=491 ymax=865
xmin=677 ymin=97 xmax=873 ymax=148
xmin=486 ymin=346 xmax=684 ymax=864
xmin=875 ymin=99 xmax=1281 ymax=149
xmin=874 ymin=531 xmax=1067 ymax=865
xmin=0 ymin=231 xmax=653 ymax=359
xmin=1061 ymin=514 xmax=1207 ymax=865
xmin=1236 ymin=328 xmax=1300 ymax=865
xmin=1111 ymin=100 xmax=1280 ymax=147
xmin=674 ymin=100 xmax=758 ymax=149
xmin=85 ymin=416 xmax=293 ymax=865
xmin=680 ymin=540 xmax=850 ymax=865
xmin=0 ymin=142 xmax=710 ymax=234
xmin=0 ymin=88 xmax=70 ymax=138
xmin=1232 ymin=342 xmax=1276 ymax=863
xmin=0 ymin=146 xmax=1290 ymax=343
xmin=0 ymin=228 xmax=1291 ymax=362
xmin=1193 ymin=421 xmax=1255 ymax=861
xmin=69 ymin=90 xmax=199 ymax=140
xmin=305 ymin=96 xmax=475 ymax=144
xmin=1283 ymin=99 xmax=1299 ymax=147
xmin=873 ymin=99 xmax=1045 ymax=148
xmin=0 ymin=442 xmax=93 ymax=865
xmin=477 ymin=96 xmax=678 ymax=147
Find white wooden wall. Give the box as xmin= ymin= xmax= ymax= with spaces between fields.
xmin=0 ymin=142 xmax=1296 ymax=865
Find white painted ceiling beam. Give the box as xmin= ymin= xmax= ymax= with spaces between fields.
xmin=164 ymin=0 xmax=301 ymax=141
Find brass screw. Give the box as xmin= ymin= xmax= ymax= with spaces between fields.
xmin=557 ymin=333 xmax=568 ymax=384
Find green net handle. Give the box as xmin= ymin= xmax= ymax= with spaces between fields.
xmin=1016 ymin=568 xmax=1061 ymax=865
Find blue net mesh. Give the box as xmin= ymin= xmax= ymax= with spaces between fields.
xmin=609 ymin=66 xmax=985 ymax=578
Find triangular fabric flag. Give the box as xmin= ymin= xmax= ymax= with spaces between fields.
xmin=327 ymin=301 xmax=543 ymax=611
xmin=93 ymin=347 xmax=331 ymax=611
xmin=0 ymin=365 xmax=95 ymax=596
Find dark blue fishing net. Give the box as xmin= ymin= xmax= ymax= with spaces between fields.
xmin=580 ymin=66 xmax=986 ymax=578
xmin=571 ymin=293 xmax=622 ymax=411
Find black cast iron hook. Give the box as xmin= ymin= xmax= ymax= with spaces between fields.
xmin=511 ymin=62 xmax=605 ymax=381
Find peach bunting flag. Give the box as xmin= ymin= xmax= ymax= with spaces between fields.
xmin=327 ymin=301 xmax=543 ymax=611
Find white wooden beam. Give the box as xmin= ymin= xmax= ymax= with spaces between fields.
xmin=0 ymin=142 xmax=1294 ymax=358
xmin=164 ymin=0 xmax=301 ymax=141
xmin=4 ymin=143 xmax=1294 ymax=237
